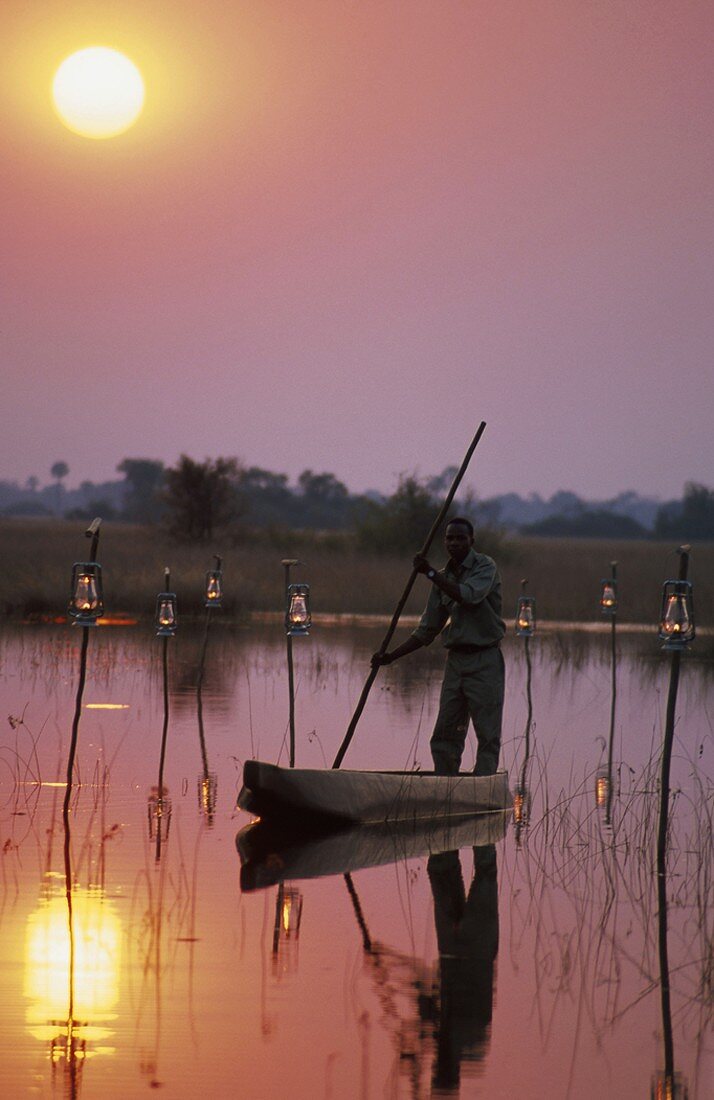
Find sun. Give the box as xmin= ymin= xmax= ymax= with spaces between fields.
xmin=52 ymin=47 xmax=145 ymax=139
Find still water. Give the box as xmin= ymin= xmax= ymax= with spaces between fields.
xmin=0 ymin=622 xmax=711 ymax=1099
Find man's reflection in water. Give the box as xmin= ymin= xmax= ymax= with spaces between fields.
xmin=424 ymin=844 xmax=499 ymax=1094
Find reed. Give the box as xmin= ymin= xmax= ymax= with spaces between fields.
xmin=1 ymin=518 xmax=712 ymax=627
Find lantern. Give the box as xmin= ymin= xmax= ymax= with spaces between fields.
xmin=155 ymin=592 xmax=178 ymax=637
xmin=515 ymin=596 xmax=535 ymax=637
xmin=68 ymin=563 xmax=104 ymax=625
xmin=285 ymin=583 xmax=311 ymax=636
xmin=204 ymin=569 xmax=223 ymax=609
xmin=600 ymin=579 xmax=618 ymax=615
xmin=658 ymin=580 xmax=695 ymax=650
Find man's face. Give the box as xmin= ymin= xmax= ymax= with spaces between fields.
xmin=444 ymin=522 xmax=473 ymax=565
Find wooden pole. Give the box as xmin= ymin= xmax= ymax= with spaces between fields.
xmin=656 ymin=546 xmax=690 ymax=1085
xmin=521 ymin=580 xmax=533 ymax=767
xmin=282 ymin=559 xmax=299 ymax=768
xmin=63 ymin=519 xmax=102 ymax=824
xmin=62 ymin=518 xmax=103 ymax=1060
xmin=196 ymin=555 xmax=221 ymax=816
xmin=332 ymin=421 xmax=487 ymax=769
xmin=605 ymin=561 xmax=617 ymax=826
xmin=156 ymin=568 xmax=171 ymax=862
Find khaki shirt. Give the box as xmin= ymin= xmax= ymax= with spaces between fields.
xmin=412 ymin=548 xmax=505 ymax=649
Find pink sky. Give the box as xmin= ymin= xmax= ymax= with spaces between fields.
xmin=2 ymin=1 xmax=712 ymax=498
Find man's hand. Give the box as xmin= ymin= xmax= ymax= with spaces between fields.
xmin=370 ymin=651 xmax=393 ymax=669
xmin=413 ymin=554 xmax=432 ymax=575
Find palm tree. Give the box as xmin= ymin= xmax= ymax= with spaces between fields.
xmin=50 ymin=461 xmax=69 ymax=515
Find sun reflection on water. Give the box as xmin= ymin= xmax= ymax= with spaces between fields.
xmin=24 ymin=884 xmax=121 ymax=1053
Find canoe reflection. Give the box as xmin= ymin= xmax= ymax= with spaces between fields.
xmin=237 ymin=811 xmax=509 ymax=890
xmin=238 ymin=816 xmax=504 ymax=1094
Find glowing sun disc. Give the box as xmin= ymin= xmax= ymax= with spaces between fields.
xmin=52 ymin=47 xmax=145 ymax=139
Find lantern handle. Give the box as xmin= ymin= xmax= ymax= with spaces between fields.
xmin=85 ymin=517 xmax=102 ymax=560
xmin=282 ymin=559 xmax=301 ymax=598
xmin=332 ymin=420 xmax=487 ymax=769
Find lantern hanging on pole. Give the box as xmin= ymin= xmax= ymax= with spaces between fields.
xmin=204 ymin=571 xmax=222 ymax=608
xmin=285 ymin=583 xmax=311 ymax=636
xmin=515 ymin=595 xmax=535 ymax=637
xmin=204 ymin=556 xmax=223 ymax=608
xmin=69 ymin=562 xmax=105 ymax=626
xmin=155 ymin=591 xmax=178 ymax=637
xmin=600 ymin=578 xmax=618 ymax=615
xmin=658 ymin=580 xmax=694 ymax=650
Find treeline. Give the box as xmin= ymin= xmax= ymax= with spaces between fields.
xmin=1 ymin=456 xmax=713 ymax=544
xmin=517 ymin=482 xmax=714 ymax=540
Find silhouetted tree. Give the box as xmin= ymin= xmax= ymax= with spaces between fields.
xmin=521 ymin=510 xmax=647 ymax=538
xmin=50 ymin=461 xmax=69 ymax=515
xmin=237 ymin=467 xmax=294 ymax=526
xmin=65 ymin=498 xmax=119 ymax=522
xmin=163 ymin=455 xmax=243 ymax=541
xmin=654 ymin=482 xmax=714 ymax=540
xmin=355 ymin=474 xmax=449 ymax=552
xmin=297 ymin=469 xmax=351 ymax=528
xmin=117 ymin=458 xmax=165 ymax=523
xmin=354 ymin=473 xmax=506 ymax=557
xmin=51 ymin=461 xmax=69 ymax=482
xmin=425 ymin=466 xmax=458 ymax=496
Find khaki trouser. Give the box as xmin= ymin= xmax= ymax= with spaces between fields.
xmin=430 ymin=647 xmax=505 ymax=775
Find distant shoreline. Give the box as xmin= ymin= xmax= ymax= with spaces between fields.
xmin=1 ymin=518 xmax=712 ymax=629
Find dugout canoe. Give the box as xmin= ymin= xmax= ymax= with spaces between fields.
xmin=237 ymin=808 xmax=510 ymax=891
xmin=237 ymin=759 xmax=512 ymax=828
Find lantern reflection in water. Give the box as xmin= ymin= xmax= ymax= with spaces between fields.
xmin=272 ymin=884 xmax=303 ymax=976
xmin=148 ymin=788 xmax=172 ymax=842
xmin=651 ymin=1071 xmax=688 ymax=1099
xmin=197 ymin=772 xmax=218 ymax=821
xmin=595 ymin=767 xmax=610 ymax=809
xmin=512 ymin=786 xmax=531 ymax=841
xmin=24 ymin=885 xmax=121 ymax=1073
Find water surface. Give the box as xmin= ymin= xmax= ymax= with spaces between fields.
xmin=0 ymin=623 xmax=711 ymax=1098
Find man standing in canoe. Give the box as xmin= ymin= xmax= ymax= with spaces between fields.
xmin=371 ymin=517 xmax=505 ymax=775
